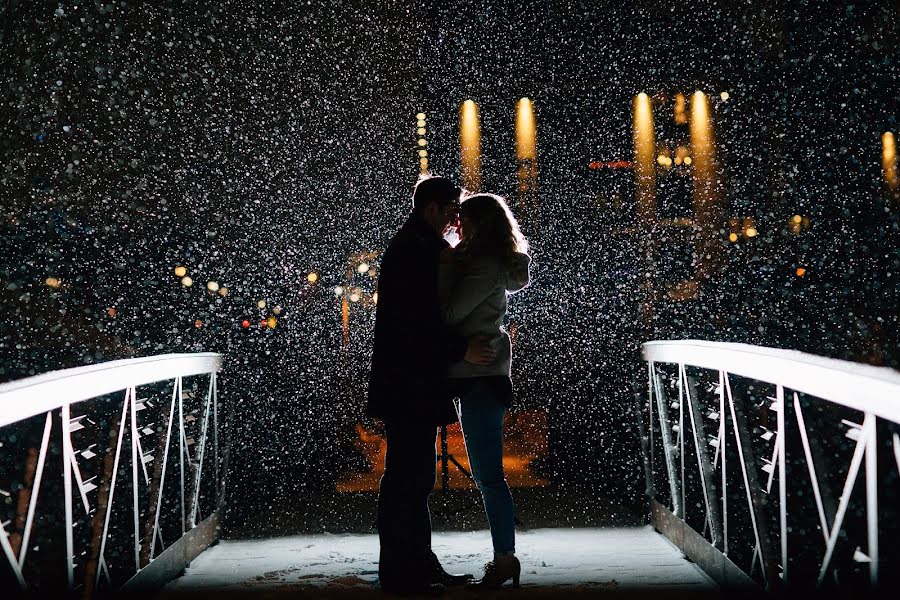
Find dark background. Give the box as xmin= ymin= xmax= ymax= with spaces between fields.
xmin=1 ymin=0 xmax=898 ymax=532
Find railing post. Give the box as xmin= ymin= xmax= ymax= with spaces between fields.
xmin=681 ymin=366 xmax=722 ymax=548
xmin=651 ymin=364 xmax=682 ymax=517
xmin=864 ymin=413 xmax=878 ymax=586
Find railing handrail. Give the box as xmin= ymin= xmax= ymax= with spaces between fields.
xmin=642 ymin=340 xmax=900 ymax=424
xmin=0 ymin=353 xmax=223 ymax=428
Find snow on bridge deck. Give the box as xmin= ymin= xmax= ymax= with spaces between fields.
xmin=161 ymin=527 xmax=716 ymax=596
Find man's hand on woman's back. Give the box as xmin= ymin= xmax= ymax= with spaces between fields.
xmin=464 ymin=335 xmax=497 ymax=365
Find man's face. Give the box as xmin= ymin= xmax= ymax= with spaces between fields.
xmin=424 ymin=199 xmax=460 ymax=235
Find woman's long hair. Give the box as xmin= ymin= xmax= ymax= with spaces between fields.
xmin=457 ymin=193 xmax=529 ymax=266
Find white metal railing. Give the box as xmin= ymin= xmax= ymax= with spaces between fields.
xmin=641 ymin=340 xmax=900 ymax=590
xmin=0 ymin=353 xmax=224 ymax=594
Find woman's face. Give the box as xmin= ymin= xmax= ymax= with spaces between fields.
xmin=459 ymin=214 xmax=473 ymax=240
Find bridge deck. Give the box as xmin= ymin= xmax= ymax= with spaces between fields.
xmin=161 ymin=527 xmax=716 ymax=596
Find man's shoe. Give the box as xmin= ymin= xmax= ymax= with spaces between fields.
xmin=466 ymin=555 xmax=521 ymax=590
xmin=426 ymin=551 xmax=474 ymax=586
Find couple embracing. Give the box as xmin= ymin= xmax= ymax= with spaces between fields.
xmin=366 ymin=175 xmax=531 ymax=595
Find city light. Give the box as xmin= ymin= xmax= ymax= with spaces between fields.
xmin=690 ymin=91 xmax=723 ymax=277
xmin=883 ymin=132 xmax=898 ymax=191
xmin=515 ymin=97 xmax=536 ymax=162
xmin=673 ymin=93 xmax=687 ymax=125
xmin=460 ymin=99 xmax=481 ymax=191
xmin=633 ymin=92 xmax=656 ymax=223
xmin=181 ymin=276 xmax=193 ymax=287
xmin=174 ymin=266 xmax=187 ymax=277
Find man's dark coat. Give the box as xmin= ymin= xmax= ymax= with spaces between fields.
xmin=366 ymin=212 xmax=466 ymax=426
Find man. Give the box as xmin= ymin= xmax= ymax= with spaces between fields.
xmin=367 ymin=176 xmax=495 ymax=595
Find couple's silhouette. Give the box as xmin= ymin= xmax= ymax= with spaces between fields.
xmin=367 ymin=175 xmax=531 ymax=595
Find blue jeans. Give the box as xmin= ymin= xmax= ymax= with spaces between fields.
xmin=458 ymin=382 xmax=516 ymax=554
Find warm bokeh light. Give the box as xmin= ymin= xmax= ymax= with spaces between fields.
xmin=633 ymin=92 xmax=656 ymax=223
xmin=515 ymin=97 xmax=536 ymax=161
xmin=673 ymin=93 xmax=687 ymax=125
xmin=720 ymin=91 xmax=730 ymax=101
xmin=690 ymin=91 xmax=723 ymax=277
xmin=728 ymin=233 xmax=739 ymax=243
xmin=796 ymin=267 xmax=807 ymax=277
xmin=460 ymin=99 xmax=481 ymax=191
xmin=883 ymin=131 xmax=898 ymax=191
xmin=372 ymin=291 xmax=378 ymax=304
xmin=349 ymin=292 xmax=360 ymax=303
xmin=745 ymin=226 xmax=758 ymax=238
xmin=417 ymin=138 xmax=427 ymax=147
xmin=334 ymin=286 xmax=344 ymax=296
xmin=418 ymin=149 xmax=428 ymax=158
xmin=420 ymin=157 xmax=428 ymax=171
xmin=45 ymin=277 xmax=60 ymax=288
xmin=267 ymin=317 xmax=277 ymax=329
xmin=273 ymin=306 xmax=282 ymax=315
xmin=257 ymin=299 xmax=266 ymax=309
xmin=241 ymin=319 xmax=250 ymax=328
xmin=181 ymin=276 xmax=193 ymax=287
xmin=174 ymin=266 xmax=187 ymax=277
xmin=417 ymin=127 xmax=426 ymax=136
xmin=357 ymin=262 xmax=369 ymax=274
xmin=683 ymin=156 xmax=693 ymax=166
xmin=415 ymin=112 xmax=426 ymax=120
xmin=307 ymin=272 xmax=319 ymax=284
xmin=206 ymin=281 xmax=219 ymax=292
xmin=194 ymin=319 xmax=203 ymax=328
xmin=792 ymin=214 xmax=802 ymax=223
xmin=219 ymin=286 xmax=229 ymax=296
xmin=106 ymin=307 xmax=117 ymax=317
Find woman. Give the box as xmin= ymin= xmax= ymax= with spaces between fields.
xmin=438 ymin=193 xmax=531 ymax=590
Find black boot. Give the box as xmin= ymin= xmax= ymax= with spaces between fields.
xmin=427 ymin=550 xmax=474 ymax=586
xmin=466 ymin=555 xmax=521 ymax=590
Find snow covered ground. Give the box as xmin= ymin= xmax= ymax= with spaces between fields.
xmin=161 ymin=526 xmax=716 ymax=596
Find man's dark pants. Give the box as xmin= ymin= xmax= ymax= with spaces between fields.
xmin=376 ymin=420 xmax=438 ymax=586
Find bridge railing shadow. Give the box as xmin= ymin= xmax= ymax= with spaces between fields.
xmin=0 ymin=353 xmax=227 ymax=596
xmin=639 ymin=339 xmax=900 ymax=591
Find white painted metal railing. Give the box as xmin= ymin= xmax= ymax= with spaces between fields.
xmin=641 ymin=340 xmax=900 ymax=590
xmin=0 ymin=353 xmax=224 ymax=595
